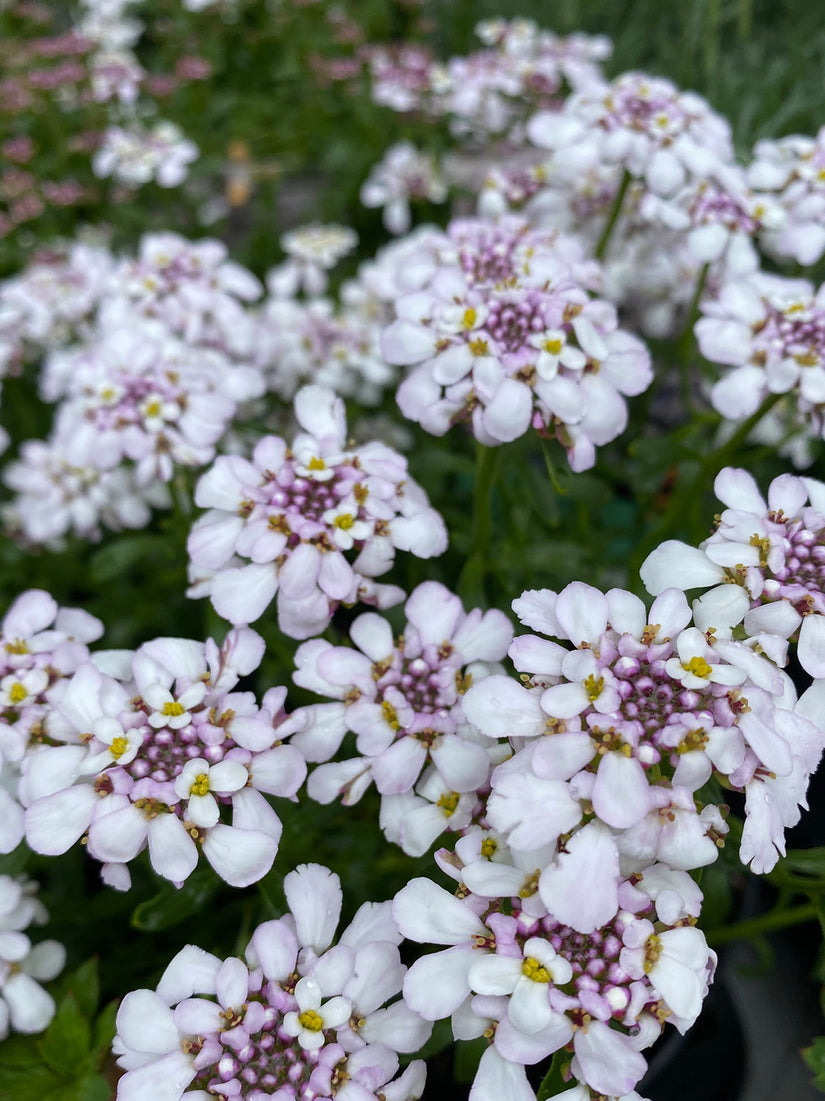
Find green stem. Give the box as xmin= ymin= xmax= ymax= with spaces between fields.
xmin=707 ymin=902 xmax=818 ymax=946
xmin=594 ymin=169 xmax=631 ymax=261
xmin=679 ymin=262 xmax=710 ymax=354
xmin=457 ymin=444 xmax=499 ymax=602
xmin=471 ymin=443 xmax=499 ymax=554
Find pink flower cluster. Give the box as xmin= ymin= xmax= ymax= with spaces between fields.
xmin=187 ymin=386 xmax=447 ymax=638
xmin=22 ymin=628 xmax=306 ymax=890
xmin=382 ymin=215 xmax=651 ymax=469
xmin=394 ymin=854 xmax=713 ymax=1099
xmin=113 ymin=863 xmax=429 ymax=1101
xmin=696 ymin=271 xmax=825 ymax=437
xmin=291 ymin=581 xmax=511 ymax=854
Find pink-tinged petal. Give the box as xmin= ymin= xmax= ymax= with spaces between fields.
xmin=402 ymin=946 xmax=477 ymax=1018
xmin=147 ymin=814 xmax=198 ymax=884
xmin=429 ymin=734 xmax=491 ymax=793
xmin=216 ymin=957 xmax=249 ymax=1010
xmin=405 ymin=582 xmax=464 ymax=646
xmin=482 ymin=380 xmax=533 ymax=443
xmin=540 ymin=682 xmax=590 ymax=719
xmin=173 ymin=998 xmax=222 ymax=1035
xmin=452 ymin=608 xmax=513 ymax=662
xmin=187 ymin=793 xmax=220 ymax=828
xmin=508 ymin=635 xmax=566 ymax=675
xmin=156 ymin=946 xmax=221 ymax=1004
xmin=461 ymin=676 xmax=544 ymax=739
xmin=554 ymin=583 xmax=608 ymax=645
xmin=432 ymin=343 xmax=473 ymax=385
xmin=381 ymin=320 xmax=437 ymax=365
xmin=278 ymin=589 xmax=332 ymax=640
xmin=714 ymin=466 xmax=766 ymax=513
xmin=467 ymin=954 xmax=521 ymax=996
xmin=208 ymin=759 xmax=249 ymax=794
xmin=743 ymin=601 xmax=801 ymax=639
xmin=349 ymin=613 xmax=394 ymax=662
xmin=279 ymin=543 xmax=322 ymax=600
xmin=24 ymin=941 xmax=65 ymax=982
xmin=372 ymin=737 xmax=428 ymax=794
xmin=573 ymin=1019 xmax=647 ymax=1096
xmin=488 ymin=772 xmax=582 ymax=850
xmin=19 ymin=744 xmax=88 ymax=803
xmin=606 ymin=589 xmax=647 ymax=637
xmin=210 ymin=564 xmax=278 ymax=625
xmin=469 ymin=1046 xmax=537 ymax=1101
xmin=87 ymin=804 xmax=148 ymax=862
xmin=247 ymin=919 xmax=298 ymax=982
xmin=538 ymin=822 xmax=619 ymax=933
xmin=738 ymin=711 xmax=793 ymax=776
xmin=3 ymin=972 xmax=54 ymax=1033
xmin=692 ymin=585 xmax=750 ymax=632
xmin=3 ymin=590 xmax=57 ymax=638
xmin=640 ymin=541 xmax=724 ymax=595
xmin=250 ymin=746 xmax=306 ymax=797
xmin=531 ymin=732 xmax=595 ymax=780
xmin=186 ymin=513 xmax=244 ymax=570
xmin=360 ymin=1001 xmax=432 ymax=1053
xmin=117 ymin=1051 xmax=196 ymax=1101
xmin=202 ymin=824 xmax=276 ymax=887
xmin=25 ymin=785 xmax=98 ymax=855
xmin=592 ymin=754 xmax=651 ymax=829
xmin=493 ymin=1014 xmax=572 ymax=1068
xmin=284 ymin=863 xmax=342 ymax=951
xmin=508 ymin=977 xmax=555 ymax=1035
xmin=116 ymin=989 xmax=179 ymax=1053
xmin=393 ymin=878 xmax=486 ymax=945
xmin=294 ymin=386 xmax=346 ymax=446
xmin=798 ymin=614 xmax=825 ymax=677
xmin=318 ymin=551 xmax=356 ymax=601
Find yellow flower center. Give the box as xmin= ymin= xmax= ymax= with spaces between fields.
xmin=683 ymin=656 xmax=712 ymax=679
xmin=584 ymin=674 xmax=604 ymax=702
xmin=543 ymin=337 xmax=563 ymax=355
xmin=190 ymin=773 xmax=210 ymax=797
xmin=644 ymin=934 xmax=662 ymax=973
xmin=4 ymin=640 xmax=29 ymax=655
xmin=462 ymin=307 xmax=477 ymax=329
xmin=522 ymin=956 xmax=551 ymax=983
xmin=678 ymin=728 xmax=709 ymax=755
xmin=334 ymin=513 xmax=355 ymax=531
xmin=469 ymin=337 xmax=489 ymax=355
xmin=381 ymin=700 xmax=399 ymax=729
xmin=480 ymin=837 xmax=498 ymax=859
xmin=144 ymin=399 xmax=162 ymax=418
xmin=110 ymin=735 xmax=129 ymax=759
xmin=9 ymin=682 xmax=27 ymax=704
xmin=162 ymin=701 xmax=185 ymax=717
xmin=308 ymin=457 xmax=326 ymax=471
xmin=298 ymin=1009 xmax=324 ymax=1031
xmin=437 ymin=792 xmax=460 ymax=817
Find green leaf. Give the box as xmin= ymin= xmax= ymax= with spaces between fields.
xmin=453 ymin=1037 xmax=487 ymax=1083
xmin=779 ymin=848 xmax=825 ymax=880
xmin=91 ymin=1000 xmax=118 ymax=1063
xmin=38 ymin=994 xmax=91 ymax=1076
xmin=536 ymin=1051 xmax=571 ymax=1100
xmin=803 ymin=1036 xmax=825 ymax=1092
xmin=131 ymin=867 xmax=219 ymax=931
xmin=57 ymin=959 xmax=99 ymax=1023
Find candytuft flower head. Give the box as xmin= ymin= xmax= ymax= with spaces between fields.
xmin=187 ymin=385 xmax=447 ymax=638
xmin=113 ymin=863 xmax=429 ymax=1100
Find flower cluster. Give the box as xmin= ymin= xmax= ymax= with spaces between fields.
xmin=360 ymin=141 xmax=447 ymax=235
xmin=269 ymin=224 xmax=359 ymax=299
xmin=92 ymin=121 xmax=199 ymax=189
xmin=187 ymin=385 xmax=447 ymax=638
xmin=394 ymin=854 xmax=713 ymax=1099
xmin=22 ymin=627 xmax=306 ymax=890
xmin=0 ymin=589 xmax=104 ymax=855
xmin=696 ymin=271 xmax=825 ymax=437
xmin=291 ymin=581 xmax=511 ymax=854
xmin=748 ymin=125 xmax=825 ymax=264
xmin=0 ymin=875 xmax=65 ymax=1040
xmin=113 ymin=863 xmax=429 ymax=1101
xmin=381 ymin=215 xmax=651 ymax=469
